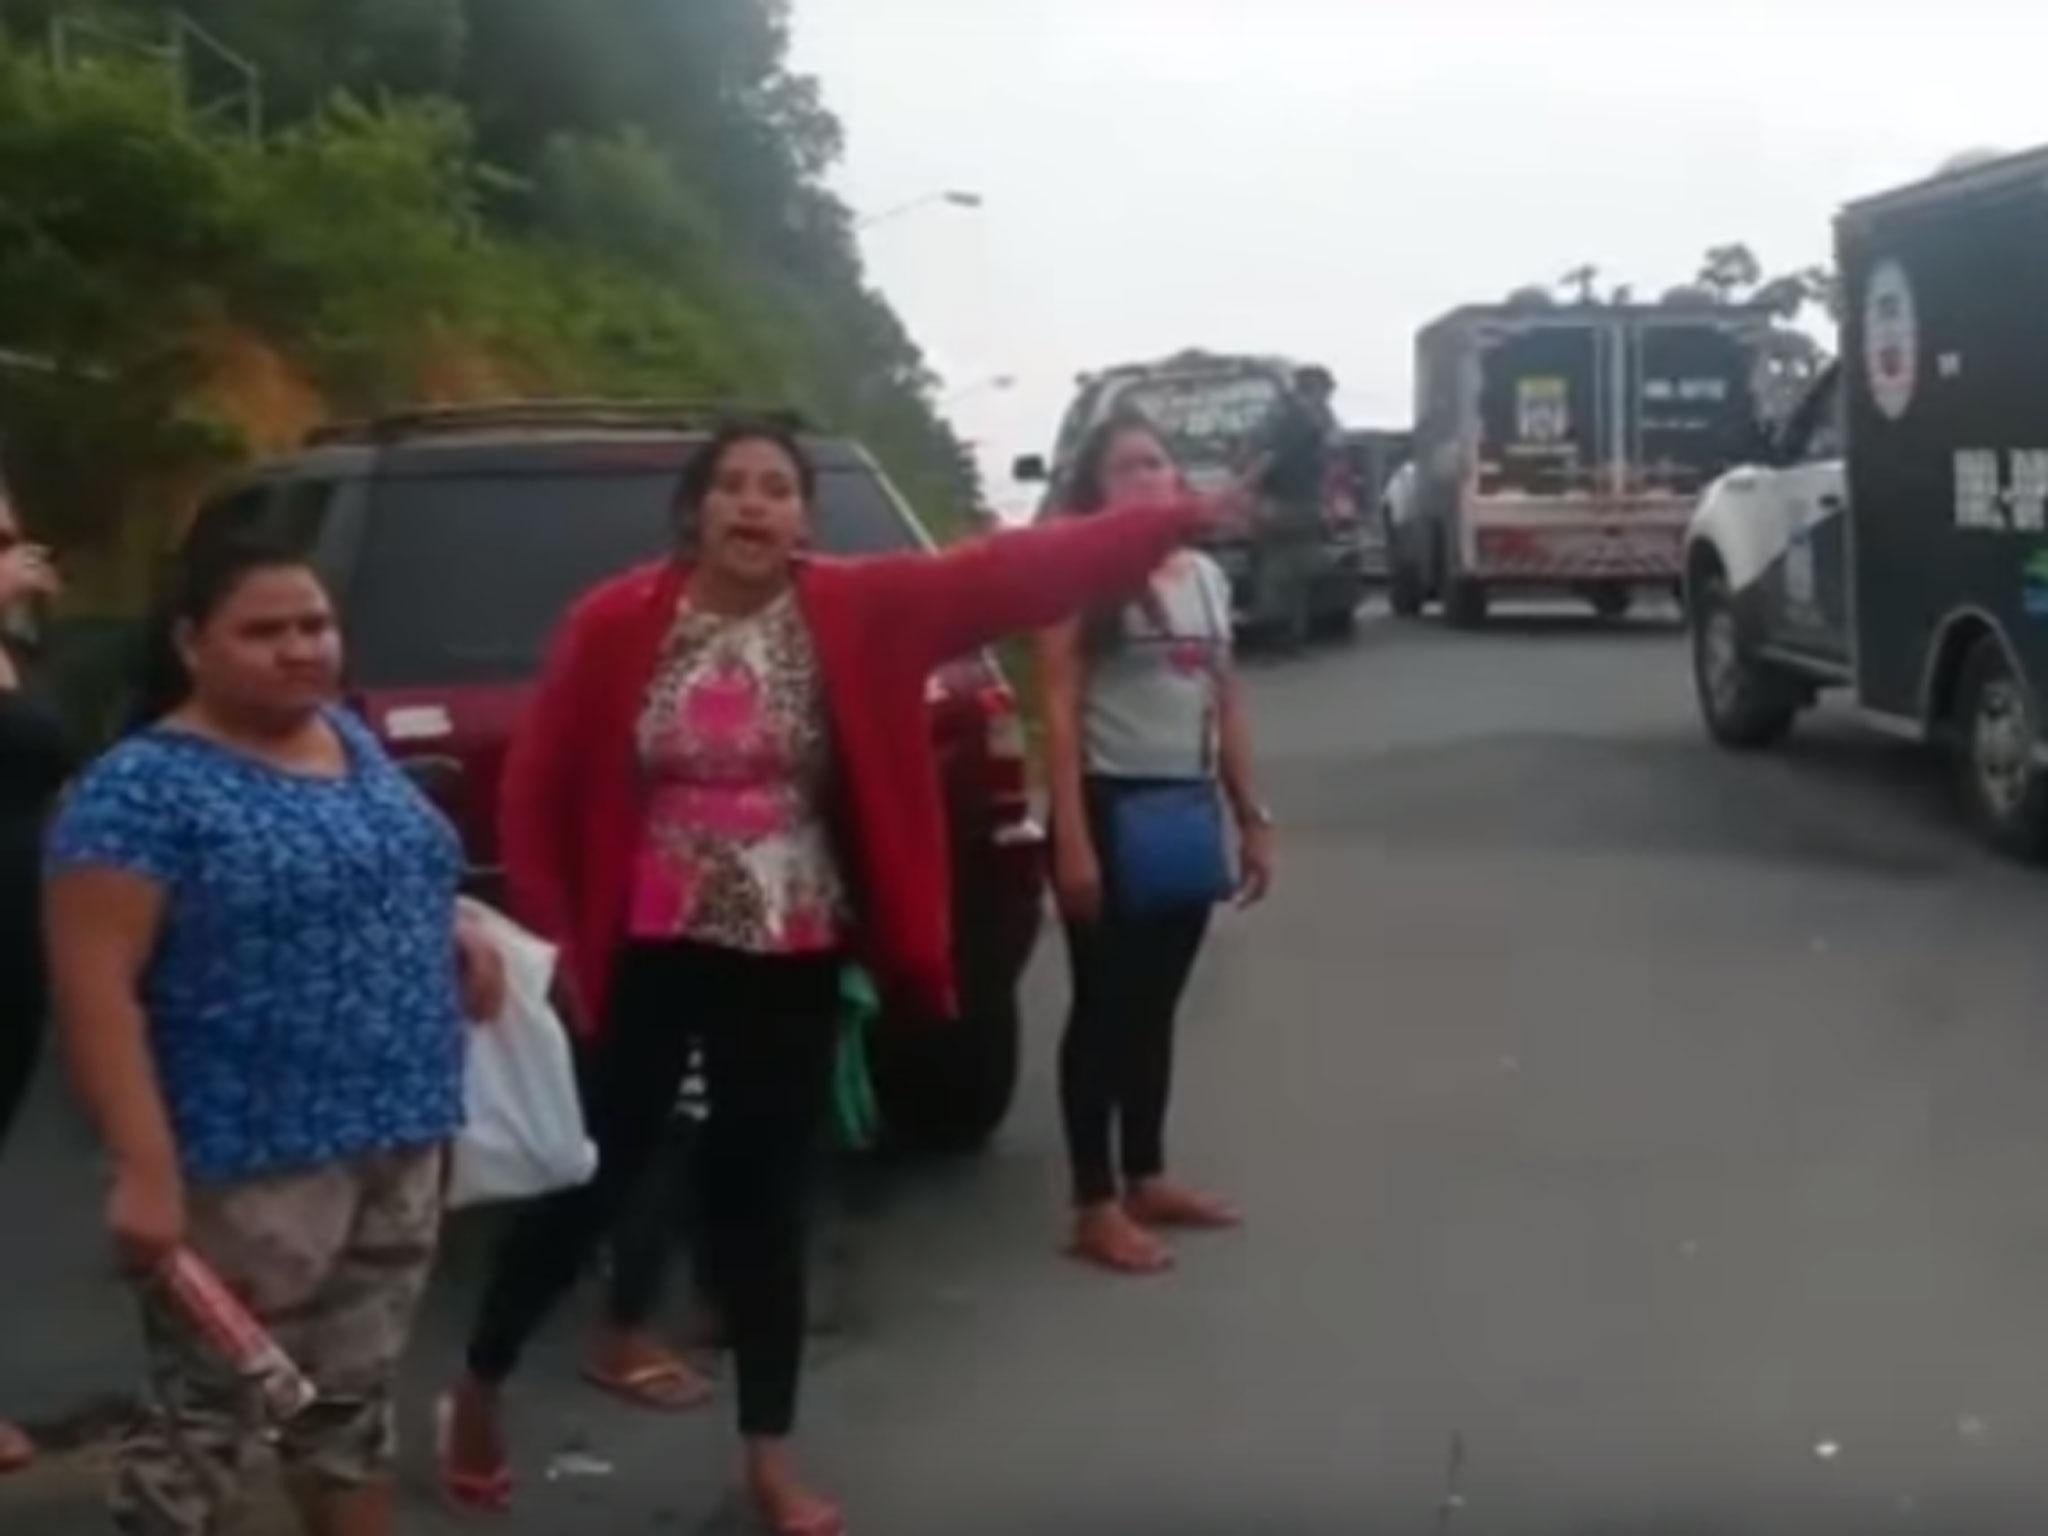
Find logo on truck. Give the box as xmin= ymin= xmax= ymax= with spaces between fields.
xmin=1516 ymin=376 xmax=1570 ymax=445
xmin=1864 ymin=260 xmax=1919 ymax=421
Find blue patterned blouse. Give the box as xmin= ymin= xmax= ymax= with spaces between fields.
xmin=47 ymin=707 xmax=466 ymax=1183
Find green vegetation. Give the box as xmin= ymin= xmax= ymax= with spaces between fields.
xmin=0 ymin=1 xmax=974 ymax=608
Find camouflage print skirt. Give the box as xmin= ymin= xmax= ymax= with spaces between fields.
xmin=113 ymin=1145 xmax=444 ymax=1536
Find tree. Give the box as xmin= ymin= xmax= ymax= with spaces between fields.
xmin=1697 ymin=243 xmax=1763 ymax=304
xmin=1752 ymin=265 xmax=1839 ymax=324
xmin=0 ymin=0 xmax=981 ymax=565
xmin=1559 ymin=264 xmax=1601 ymax=305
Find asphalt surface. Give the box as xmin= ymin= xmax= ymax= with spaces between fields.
xmin=10 ymin=601 xmax=2048 ymax=1534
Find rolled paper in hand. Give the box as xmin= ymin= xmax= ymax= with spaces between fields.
xmin=156 ymin=1246 xmax=318 ymax=1420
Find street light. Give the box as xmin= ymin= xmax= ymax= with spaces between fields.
xmin=855 ymin=189 xmax=985 ymax=233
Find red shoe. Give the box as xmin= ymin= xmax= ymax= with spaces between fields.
xmin=434 ymin=1392 xmax=512 ymax=1515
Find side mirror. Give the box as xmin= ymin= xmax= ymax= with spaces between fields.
xmin=1012 ymin=454 xmax=1048 ymax=484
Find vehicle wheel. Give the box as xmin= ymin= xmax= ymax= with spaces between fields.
xmin=1956 ymin=639 xmax=2048 ymax=859
xmin=1589 ymin=586 xmax=1633 ymax=621
xmin=1443 ymin=577 xmax=1489 ymax=629
xmin=1689 ymin=570 xmax=1797 ymax=748
xmin=868 ymin=993 xmax=1021 ymax=1155
xmin=1388 ymin=557 xmax=1427 ymax=618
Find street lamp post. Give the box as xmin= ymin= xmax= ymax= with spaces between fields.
xmin=855 ymin=189 xmax=985 ymax=234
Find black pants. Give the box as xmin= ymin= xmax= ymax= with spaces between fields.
xmin=0 ymin=885 xmax=45 ymax=1153
xmin=604 ymin=1105 xmax=701 ymax=1333
xmin=1059 ymin=780 xmax=1214 ymax=1207
xmin=467 ymin=941 xmax=840 ymax=1438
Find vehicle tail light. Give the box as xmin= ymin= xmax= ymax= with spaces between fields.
xmin=1478 ymin=527 xmax=1543 ymax=564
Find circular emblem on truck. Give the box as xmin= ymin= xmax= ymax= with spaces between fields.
xmin=1864 ymin=260 xmax=1919 ymax=421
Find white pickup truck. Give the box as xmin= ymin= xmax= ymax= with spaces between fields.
xmin=1684 ymin=362 xmax=1850 ymax=749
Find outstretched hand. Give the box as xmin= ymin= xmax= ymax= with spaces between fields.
xmin=1192 ymin=484 xmax=1255 ymax=540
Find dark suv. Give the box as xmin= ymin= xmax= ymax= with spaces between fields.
xmin=182 ymin=402 xmax=1043 ymax=1152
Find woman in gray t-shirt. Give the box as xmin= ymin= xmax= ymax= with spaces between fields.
xmin=1035 ymin=413 xmax=1275 ymax=1276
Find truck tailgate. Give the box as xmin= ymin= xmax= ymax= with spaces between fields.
xmin=1465 ymin=496 xmax=1690 ymax=581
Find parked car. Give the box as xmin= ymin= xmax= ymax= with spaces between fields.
xmin=178 ymin=402 xmax=1043 ymax=1151
xmin=1014 ymin=350 xmax=1366 ymax=638
xmin=1685 ymin=144 xmax=2048 ymax=856
xmin=1342 ymin=427 xmax=1414 ymax=593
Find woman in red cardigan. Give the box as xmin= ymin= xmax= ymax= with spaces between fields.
xmin=442 ymin=420 xmax=1229 ymax=1534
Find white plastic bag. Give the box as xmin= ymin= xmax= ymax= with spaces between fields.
xmin=447 ymin=900 xmax=599 ymax=1210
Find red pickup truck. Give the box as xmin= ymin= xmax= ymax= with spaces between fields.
xmin=183 ymin=402 xmax=1044 ymax=1152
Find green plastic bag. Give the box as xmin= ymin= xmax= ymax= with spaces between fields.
xmin=833 ymin=966 xmax=883 ymax=1152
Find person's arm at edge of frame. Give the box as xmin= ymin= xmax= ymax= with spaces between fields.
xmin=881 ymin=496 xmax=1228 ymax=667
xmin=1216 ymin=660 xmax=1274 ymax=909
xmin=46 ymin=866 xmax=184 ymax=1269
xmin=1035 ymin=618 xmax=1102 ymax=927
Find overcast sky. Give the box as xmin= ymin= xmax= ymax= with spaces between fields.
xmin=791 ymin=0 xmax=2048 ymax=515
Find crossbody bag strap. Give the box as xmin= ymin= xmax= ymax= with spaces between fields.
xmin=1186 ymin=561 xmax=1227 ymax=778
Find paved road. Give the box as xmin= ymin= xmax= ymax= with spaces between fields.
xmin=11 ymin=604 xmax=2048 ymax=1534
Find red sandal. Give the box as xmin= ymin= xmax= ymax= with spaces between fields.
xmin=434 ymin=1393 xmax=512 ymax=1514
xmin=0 ymin=1419 xmax=34 ymax=1477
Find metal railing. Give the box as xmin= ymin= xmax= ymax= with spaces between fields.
xmin=50 ymin=9 xmax=261 ymax=141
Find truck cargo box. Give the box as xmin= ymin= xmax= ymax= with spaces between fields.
xmin=1839 ymin=148 xmax=2048 ymax=726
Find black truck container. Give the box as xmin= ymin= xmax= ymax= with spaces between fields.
xmin=1395 ymin=303 xmax=1770 ymax=625
xmin=1839 ymin=146 xmax=2048 ymax=847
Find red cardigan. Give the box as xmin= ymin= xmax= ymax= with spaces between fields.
xmin=500 ymin=499 xmax=1206 ymax=1036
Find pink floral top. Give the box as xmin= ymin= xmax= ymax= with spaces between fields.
xmin=629 ymin=591 xmax=846 ymax=953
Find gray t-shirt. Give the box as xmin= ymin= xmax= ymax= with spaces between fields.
xmin=1083 ymin=554 xmax=1232 ymax=781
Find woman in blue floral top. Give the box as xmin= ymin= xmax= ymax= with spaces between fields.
xmin=45 ymin=536 xmax=504 ymax=1536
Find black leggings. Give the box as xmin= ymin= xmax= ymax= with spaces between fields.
xmin=467 ymin=941 xmax=839 ymax=1438
xmin=604 ymin=1103 xmax=700 ymax=1334
xmin=0 ymin=888 xmax=45 ymax=1153
xmin=1059 ymin=780 xmax=1214 ymax=1207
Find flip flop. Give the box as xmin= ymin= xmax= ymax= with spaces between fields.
xmin=748 ymin=1483 xmax=847 ymax=1536
xmin=1125 ymin=1185 xmax=1243 ymax=1230
xmin=433 ymin=1394 xmax=512 ymax=1515
xmin=759 ymin=1505 xmax=846 ymax=1536
xmin=581 ymin=1354 xmax=714 ymax=1413
xmin=1066 ymin=1214 xmax=1175 ymax=1277
xmin=0 ymin=1420 xmax=34 ymax=1476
